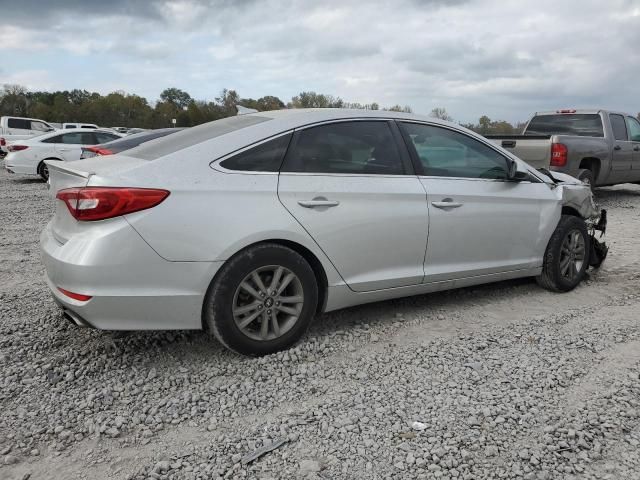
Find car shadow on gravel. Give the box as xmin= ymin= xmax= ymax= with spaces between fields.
xmin=307 ymin=276 xmax=537 ymax=337
xmin=7 ymin=177 xmax=46 ymax=185
xmin=594 ymin=185 xmax=640 ymax=200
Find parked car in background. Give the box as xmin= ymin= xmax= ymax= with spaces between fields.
xmin=125 ymin=128 xmax=148 ymax=135
xmin=62 ymin=123 xmax=99 ymax=129
xmin=0 ymin=116 xmax=56 ymax=153
xmin=486 ymin=109 xmax=640 ymax=187
xmin=80 ymin=128 xmax=184 ymax=159
xmin=4 ymin=128 xmax=122 ymax=180
xmin=41 ymin=109 xmax=606 ymax=356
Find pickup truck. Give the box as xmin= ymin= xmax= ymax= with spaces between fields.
xmin=486 ymin=109 xmax=640 ymax=187
xmin=0 ymin=116 xmax=56 ymax=154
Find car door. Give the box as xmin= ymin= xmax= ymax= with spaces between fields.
xmin=397 ymin=121 xmax=558 ymax=282
xmin=54 ymin=132 xmax=95 ymax=161
xmin=278 ymin=120 xmax=428 ymax=292
xmin=625 ymin=116 xmax=640 ymax=181
xmin=608 ymin=114 xmax=633 ymax=180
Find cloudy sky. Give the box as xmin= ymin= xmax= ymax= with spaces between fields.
xmin=1 ymin=0 xmax=638 ymax=123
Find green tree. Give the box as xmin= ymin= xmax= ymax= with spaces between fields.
xmin=429 ymin=107 xmax=452 ymax=121
xmin=159 ymin=87 xmax=192 ymax=109
xmin=289 ymin=92 xmax=344 ymax=109
xmin=478 ymin=115 xmax=491 ymax=134
xmin=386 ymin=105 xmax=412 ymax=113
xmin=0 ymin=84 xmax=28 ymax=116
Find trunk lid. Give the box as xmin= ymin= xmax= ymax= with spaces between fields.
xmin=46 ymin=156 xmax=149 ymax=244
xmin=485 ymin=136 xmax=552 ymax=169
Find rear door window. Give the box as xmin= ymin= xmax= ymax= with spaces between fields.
xmin=625 ymin=117 xmax=640 ymax=142
xmin=94 ymin=132 xmax=120 ymax=143
xmin=57 ymin=132 xmax=95 ymax=144
xmin=220 ymin=134 xmax=292 ymax=172
xmin=610 ymin=114 xmax=628 ymax=141
xmin=281 ymin=121 xmax=404 ymax=175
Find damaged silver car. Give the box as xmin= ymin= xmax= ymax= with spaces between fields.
xmin=41 ymin=109 xmax=607 ymax=355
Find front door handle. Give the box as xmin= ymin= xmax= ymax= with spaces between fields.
xmin=432 ymin=199 xmax=463 ymax=209
xmin=634 ymin=146 xmax=640 ymax=151
xmin=298 ymin=199 xmax=340 ymax=208
xmin=614 ymin=145 xmax=622 ymax=151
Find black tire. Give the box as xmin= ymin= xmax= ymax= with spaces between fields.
xmin=536 ymin=215 xmax=590 ymax=292
xmin=203 ymin=243 xmax=318 ymax=356
xmin=38 ymin=161 xmax=49 ymax=181
xmin=577 ymin=169 xmax=594 ymax=189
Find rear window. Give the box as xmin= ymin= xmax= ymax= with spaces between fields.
xmin=129 ymin=115 xmax=271 ymax=160
xmin=7 ymin=118 xmax=31 ymax=130
xmin=525 ymin=114 xmax=604 ymax=137
xmin=99 ymin=129 xmax=183 ymax=154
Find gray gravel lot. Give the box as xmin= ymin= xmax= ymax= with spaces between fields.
xmin=1 ymin=167 xmax=639 ymax=480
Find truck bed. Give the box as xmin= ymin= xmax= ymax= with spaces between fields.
xmin=484 ymin=135 xmax=552 ymax=170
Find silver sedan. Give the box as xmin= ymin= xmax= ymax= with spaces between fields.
xmin=40 ymin=109 xmax=606 ymax=355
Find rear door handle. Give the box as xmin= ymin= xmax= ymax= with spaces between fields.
xmin=614 ymin=145 xmax=622 ymax=151
xmin=634 ymin=146 xmax=640 ymax=151
xmin=431 ymin=199 xmax=463 ymax=209
xmin=298 ymin=199 xmax=340 ymax=208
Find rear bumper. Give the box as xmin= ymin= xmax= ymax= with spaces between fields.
xmin=4 ymin=157 xmax=37 ymax=175
xmin=40 ymin=220 xmax=222 ymax=330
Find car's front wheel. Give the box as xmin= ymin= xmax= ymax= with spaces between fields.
xmin=536 ymin=215 xmax=590 ymax=292
xmin=38 ymin=161 xmax=50 ymax=181
xmin=203 ymin=243 xmax=318 ymax=355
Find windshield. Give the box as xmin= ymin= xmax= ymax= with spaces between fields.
xmin=525 ymin=114 xmax=604 ymax=137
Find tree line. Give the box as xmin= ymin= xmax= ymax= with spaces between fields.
xmin=2 ymin=84 xmax=636 ymax=135
xmin=0 ymin=84 xmax=411 ymax=129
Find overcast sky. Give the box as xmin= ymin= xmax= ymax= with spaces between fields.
xmin=1 ymin=0 xmax=638 ymax=123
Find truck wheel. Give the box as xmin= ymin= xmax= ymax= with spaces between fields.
xmin=577 ymin=169 xmax=594 ymax=188
xmin=203 ymin=243 xmax=318 ymax=356
xmin=536 ymin=215 xmax=590 ymax=292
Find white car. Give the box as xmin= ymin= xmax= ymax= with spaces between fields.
xmin=0 ymin=116 xmax=56 ymax=153
xmin=4 ymin=128 xmax=122 ymax=180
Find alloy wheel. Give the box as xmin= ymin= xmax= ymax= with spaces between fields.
xmin=232 ymin=265 xmax=304 ymax=341
xmin=559 ymin=229 xmax=586 ymax=281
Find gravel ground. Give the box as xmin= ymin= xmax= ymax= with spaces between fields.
xmin=1 ymin=167 xmax=639 ymax=480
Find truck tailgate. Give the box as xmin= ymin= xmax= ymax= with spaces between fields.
xmin=485 ymin=136 xmax=551 ymax=169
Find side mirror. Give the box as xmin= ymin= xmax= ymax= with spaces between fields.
xmin=507 ymin=158 xmax=529 ymax=181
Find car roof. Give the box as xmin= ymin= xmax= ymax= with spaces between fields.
xmin=128 ymin=108 xmax=456 ymax=160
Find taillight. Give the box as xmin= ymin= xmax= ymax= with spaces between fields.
xmin=556 ymin=109 xmax=577 ymax=114
xmin=0 ymin=138 xmax=5 ymax=146
xmin=8 ymin=145 xmax=28 ymax=152
xmin=82 ymin=146 xmax=114 ymax=159
xmin=56 ymin=187 xmax=170 ymax=221
xmin=58 ymin=287 xmax=92 ymax=302
xmin=551 ymin=143 xmax=568 ymax=167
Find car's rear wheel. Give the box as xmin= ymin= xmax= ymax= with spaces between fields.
xmin=536 ymin=215 xmax=590 ymax=292
xmin=203 ymin=243 xmax=318 ymax=355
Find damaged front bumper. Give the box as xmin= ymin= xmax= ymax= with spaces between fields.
xmin=589 ymin=209 xmax=608 ymax=268
xmin=543 ymin=170 xmax=608 ymax=269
